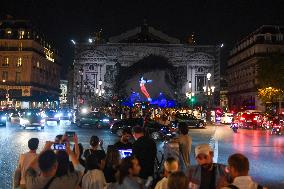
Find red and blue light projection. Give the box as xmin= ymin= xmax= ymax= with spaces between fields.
xmin=121 ymin=76 xmax=175 ymax=108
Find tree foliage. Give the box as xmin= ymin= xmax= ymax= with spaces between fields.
xmin=256 ymin=53 xmax=284 ymax=104
xmin=256 ymin=53 xmax=284 ymax=89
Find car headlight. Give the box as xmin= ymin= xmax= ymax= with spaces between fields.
xmin=20 ymin=119 xmax=30 ymax=125
xmin=55 ymin=113 xmax=62 ymax=118
xmin=68 ymin=113 xmax=72 ymax=117
xmin=1 ymin=116 xmax=6 ymax=121
xmin=102 ymin=118 xmax=109 ymax=122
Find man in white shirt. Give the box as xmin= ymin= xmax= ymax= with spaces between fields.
xmin=222 ymin=153 xmax=267 ymax=189
xmin=15 ymin=138 xmax=39 ymax=189
xmin=155 ymin=157 xmax=179 ymax=189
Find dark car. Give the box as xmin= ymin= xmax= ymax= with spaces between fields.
xmin=173 ymin=113 xmax=206 ymax=128
xmin=110 ymin=118 xmax=173 ymax=140
xmin=19 ymin=110 xmax=45 ymax=130
xmin=0 ymin=111 xmax=7 ymax=127
xmin=44 ymin=109 xmax=60 ymax=124
xmin=57 ymin=108 xmax=74 ymax=121
xmin=76 ymin=111 xmax=112 ymax=128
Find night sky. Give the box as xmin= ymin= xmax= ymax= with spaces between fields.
xmin=1 ymin=0 xmax=284 ymax=77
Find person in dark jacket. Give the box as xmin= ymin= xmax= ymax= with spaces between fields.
xmin=132 ymin=125 xmax=157 ymax=180
xmin=114 ymin=128 xmax=133 ymax=150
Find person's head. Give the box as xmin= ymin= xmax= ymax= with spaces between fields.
xmin=132 ymin=126 xmax=144 ymax=140
xmin=28 ymin=138 xmax=39 ymax=151
xmin=121 ymin=128 xmax=132 ymax=143
xmin=227 ymin=153 xmax=249 ymax=180
xmin=55 ymin=135 xmax=63 ymax=143
xmin=90 ymin=135 xmax=100 ymax=148
xmin=56 ymin=150 xmax=70 ymax=177
xmin=195 ymin=144 xmax=214 ymax=166
xmin=106 ymin=145 xmax=120 ymax=167
xmin=178 ymin=122 xmax=189 ymax=135
xmin=85 ymin=150 xmax=106 ymax=171
xmin=38 ymin=150 xmax=58 ymax=176
xmin=163 ymin=157 xmax=179 ymax=177
xmin=118 ymin=156 xmax=141 ymax=184
xmin=168 ymin=171 xmax=189 ymax=189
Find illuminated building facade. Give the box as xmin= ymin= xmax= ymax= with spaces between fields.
xmin=73 ymin=23 xmax=221 ymax=108
xmin=227 ymin=25 xmax=284 ymax=111
xmin=59 ymin=80 xmax=68 ymax=107
xmin=0 ymin=17 xmax=61 ymax=108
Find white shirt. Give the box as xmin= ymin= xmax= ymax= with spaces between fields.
xmin=221 ymin=176 xmax=267 ymax=189
xmin=154 ymin=177 xmax=168 ymax=189
xmin=82 ymin=169 xmax=106 ymax=189
xmin=19 ymin=152 xmax=38 ymax=185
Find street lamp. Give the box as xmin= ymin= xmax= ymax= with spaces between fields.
xmin=2 ymin=79 xmax=10 ymax=107
xmin=203 ymin=73 xmax=215 ymax=109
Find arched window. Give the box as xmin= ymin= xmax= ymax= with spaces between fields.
xmin=197 ymin=67 xmax=204 ymax=73
xmin=89 ymin=65 xmax=94 ymax=70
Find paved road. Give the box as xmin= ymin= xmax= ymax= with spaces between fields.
xmin=0 ymin=121 xmax=283 ymax=188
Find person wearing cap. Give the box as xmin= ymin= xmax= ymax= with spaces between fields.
xmin=14 ymin=138 xmax=39 ymax=189
xmin=187 ymin=143 xmax=229 ymax=189
xmin=221 ymin=153 xmax=267 ymax=189
xmin=154 ymin=157 xmax=179 ymax=189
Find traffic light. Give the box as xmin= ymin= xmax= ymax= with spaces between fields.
xmin=191 ymin=96 xmax=195 ymax=102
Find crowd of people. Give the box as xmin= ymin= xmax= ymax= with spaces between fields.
xmin=13 ymin=123 xmax=267 ymax=189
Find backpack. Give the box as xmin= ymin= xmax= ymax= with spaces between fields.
xmin=227 ymin=184 xmax=264 ymax=189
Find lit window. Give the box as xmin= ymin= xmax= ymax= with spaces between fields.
xmin=19 ymin=30 xmax=25 ymax=39
xmin=37 ymin=61 xmax=40 ymax=68
xmin=3 ymin=57 xmax=9 ymax=66
xmin=18 ymin=42 xmax=23 ymax=51
xmin=17 ymin=58 xmax=22 ymax=67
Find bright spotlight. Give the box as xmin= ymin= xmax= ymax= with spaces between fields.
xmin=88 ymin=38 xmax=93 ymax=43
xmin=220 ymin=43 xmax=224 ymax=48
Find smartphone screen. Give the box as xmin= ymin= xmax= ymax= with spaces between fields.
xmin=65 ymin=131 xmax=75 ymax=142
xmin=53 ymin=143 xmax=66 ymax=150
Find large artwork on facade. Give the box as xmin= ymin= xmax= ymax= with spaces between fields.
xmin=73 ymin=24 xmax=220 ymax=107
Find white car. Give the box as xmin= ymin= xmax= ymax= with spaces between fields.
xmin=220 ymin=113 xmax=234 ymax=124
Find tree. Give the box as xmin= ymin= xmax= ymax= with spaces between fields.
xmin=257 ymin=54 xmax=284 ymax=104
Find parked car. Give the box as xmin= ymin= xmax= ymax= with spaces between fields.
xmin=75 ymin=111 xmax=112 ymax=128
xmin=172 ymin=113 xmax=206 ymax=128
xmin=0 ymin=111 xmax=7 ymax=127
xmin=110 ymin=118 xmax=173 ymax=140
xmin=220 ymin=113 xmax=234 ymax=124
xmin=19 ymin=110 xmax=45 ymax=130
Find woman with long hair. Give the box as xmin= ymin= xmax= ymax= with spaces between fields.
xmin=103 ymin=145 xmax=120 ymax=183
